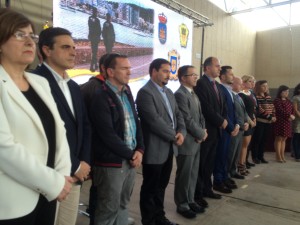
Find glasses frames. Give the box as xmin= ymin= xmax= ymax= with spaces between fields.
xmin=184 ymin=73 xmax=199 ymax=78
xmin=13 ymin=31 xmax=39 ymax=43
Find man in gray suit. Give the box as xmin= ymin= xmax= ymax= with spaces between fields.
xmin=136 ymin=58 xmax=186 ymax=225
xmin=228 ymin=76 xmax=249 ymax=180
xmin=174 ymin=65 xmax=207 ymax=219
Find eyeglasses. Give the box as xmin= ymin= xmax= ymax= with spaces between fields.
xmin=13 ymin=31 xmax=39 ymax=43
xmin=184 ymin=73 xmax=199 ymax=78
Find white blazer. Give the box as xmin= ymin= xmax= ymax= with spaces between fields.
xmin=0 ymin=66 xmax=71 ymax=219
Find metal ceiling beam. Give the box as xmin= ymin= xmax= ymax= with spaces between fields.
xmin=151 ymin=0 xmax=213 ymax=27
xmin=230 ymin=0 xmax=300 ymax=15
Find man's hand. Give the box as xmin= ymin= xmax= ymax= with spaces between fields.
xmin=74 ymin=161 xmax=91 ymax=182
xmin=202 ymin=129 xmax=208 ymax=141
xmin=130 ymin=151 xmax=143 ymax=168
xmin=231 ymin=125 xmax=239 ymax=137
xmin=57 ymin=176 xmax=73 ymax=202
xmin=221 ymin=119 xmax=228 ymax=129
xmin=174 ymin=132 xmax=184 ymax=146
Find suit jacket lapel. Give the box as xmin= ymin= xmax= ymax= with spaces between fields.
xmin=40 ymin=65 xmax=75 ymax=120
xmin=0 ymin=67 xmax=45 ymax=137
xmin=147 ymin=80 xmax=172 ymax=119
xmin=203 ymin=75 xmax=220 ymax=104
xmin=68 ymin=81 xmax=79 ymax=120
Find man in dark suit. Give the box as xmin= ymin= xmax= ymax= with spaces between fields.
xmin=174 ymin=65 xmax=207 ymax=219
xmin=213 ymin=66 xmax=239 ymax=194
xmin=88 ymin=7 xmax=101 ymax=72
xmin=136 ymin=58 xmax=186 ymax=225
xmin=33 ymin=27 xmax=91 ymax=225
xmin=194 ymin=57 xmax=227 ymax=201
xmin=228 ymin=76 xmax=249 ymax=180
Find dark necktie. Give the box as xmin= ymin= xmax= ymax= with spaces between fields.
xmin=212 ymin=80 xmax=220 ymax=102
xmin=191 ymin=91 xmax=199 ymax=108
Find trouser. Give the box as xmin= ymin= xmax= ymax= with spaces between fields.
xmin=252 ymin=122 xmax=271 ymax=160
xmin=90 ymin=41 xmax=99 ymax=70
xmin=94 ymin=161 xmax=135 ymax=225
xmin=293 ymin=133 xmax=300 ymax=159
xmin=195 ymin=133 xmax=219 ymax=198
xmin=174 ymin=149 xmax=200 ymax=211
xmin=140 ymin=147 xmax=173 ymax=225
xmin=55 ymin=184 xmax=81 ymax=225
xmin=228 ymin=131 xmax=243 ymax=176
xmin=213 ymin=131 xmax=231 ymax=185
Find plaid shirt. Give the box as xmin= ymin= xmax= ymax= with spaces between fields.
xmin=106 ymin=80 xmax=137 ymax=150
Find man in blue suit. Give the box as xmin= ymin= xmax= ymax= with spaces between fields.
xmin=33 ymin=27 xmax=91 ymax=225
xmin=213 ymin=66 xmax=239 ymax=194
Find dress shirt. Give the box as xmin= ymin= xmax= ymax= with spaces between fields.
xmin=106 ymin=80 xmax=137 ymax=151
xmin=151 ymin=79 xmax=174 ymax=128
xmin=43 ymin=62 xmax=75 ymax=117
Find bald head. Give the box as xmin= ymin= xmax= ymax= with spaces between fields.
xmin=232 ymin=76 xmax=243 ymax=93
xmin=203 ymin=56 xmax=221 ymax=79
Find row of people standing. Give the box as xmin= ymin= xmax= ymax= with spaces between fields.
xmin=1 ymin=8 xmax=299 ymax=225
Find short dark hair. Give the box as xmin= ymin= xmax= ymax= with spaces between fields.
xmin=98 ymin=53 xmax=110 ymax=72
xmin=38 ymin=27 xmax=72 ymax=60
xmin=276 ymin=85 xmax=289 ymax=98
xmin=0 ymin=8 xmax=35 ymax=47
xmin=104 ymin=53 xmax=128 ymax=74
xmin=149 ymin=58 xmax=170 ymax=76
xmin=220 ymin=65 xmax=232 ymax=78
xmin=178 ymin=65 xmax=194 ymax=82
xmin=254 ymin=80 xmax=268 ymax=95
xmin=293 ymin=83 xmax=300 ymax=96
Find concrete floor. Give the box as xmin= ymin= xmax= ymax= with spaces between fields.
xmin=76 ymin=152 xmax=300 ymax=225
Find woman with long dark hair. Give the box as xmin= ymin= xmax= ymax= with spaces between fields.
xmin=273 ymin=85 xmax=294 ymax=162
xmin=251 ymin=80 xmax=276 ymax=164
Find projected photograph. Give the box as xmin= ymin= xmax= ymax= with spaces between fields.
xmin=54 ymin=0 xmax=193 ymax=98
xmin=54 ymin=0 xmax=154 ymax=80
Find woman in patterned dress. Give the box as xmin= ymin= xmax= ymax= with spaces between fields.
xmin=292 ymin=83 xmax=300 ymax=161
xmin=273 ymin=85 xmax=295 ymax=162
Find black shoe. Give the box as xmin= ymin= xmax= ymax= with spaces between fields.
xmin=226 ymin=178 xmax=236 ymax=185
xmin=260 ymin=158 xmax=268 ymax=163
xmin=203 ymin=192 xmax=222 ymax=199
xmin=232 ymin=173 xmax=245 ymax=179
xmin=213 ymin=183 xmax=232 ymax=193
xmin=188 ymin=203 xmax=205 ymax=213
xmin=156 ymin=216 xmax=179 ymax=225
xmin=246 ymin=161 xmax=255 ymax=167
xmin=224 ymin=180 xmax=238 ymax=189
xmin=195 ymin=198 xmax=208 ymax=208
xmin=176 ymin=209 xmax=196 ymax=219
xmin=253 ymin=158 xmax=261 ymax=164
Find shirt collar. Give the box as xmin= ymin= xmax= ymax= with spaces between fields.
xmin=151 ymin=79 xmax=166 ymax=93
xmin=221 ymin=83 xmax=233 ymax=92
xmin=43 ymin=62 xmax=70 ymax=82
xmin=204 ymin=74 xmax=214 ymax=82
xmin=183 ymin=85 xmax=193 ymax=94
xmin=106 ymin=80 xmax=127 ymax=95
